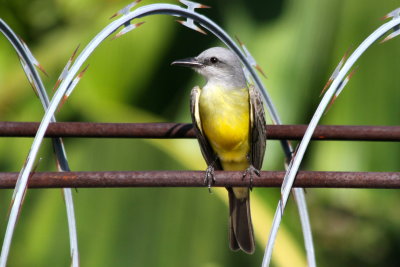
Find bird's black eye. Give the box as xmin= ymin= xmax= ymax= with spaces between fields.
xmin=210 ymin=57 xmax=218 ymax=64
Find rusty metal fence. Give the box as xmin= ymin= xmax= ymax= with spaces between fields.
xmin=1 ymin=121 xmax=399 ymax=189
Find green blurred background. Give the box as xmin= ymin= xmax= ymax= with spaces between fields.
xmin=0 ymin=0 xmax=400 ymax=266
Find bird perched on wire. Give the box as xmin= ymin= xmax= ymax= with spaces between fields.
xmin=172 ymin=47 xmax=267 ymax=254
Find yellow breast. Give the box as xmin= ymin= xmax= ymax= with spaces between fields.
xmin=199 ymin=85 xmax=250 ymax=170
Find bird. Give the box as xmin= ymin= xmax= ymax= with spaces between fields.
xmin=171 ymin=47 xmax=267 ymax=254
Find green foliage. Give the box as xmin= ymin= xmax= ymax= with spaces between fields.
xmin=0 ymin=0 xmax=399 ymax=266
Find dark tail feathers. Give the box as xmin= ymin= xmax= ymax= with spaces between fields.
xmin=228 ymin=188 xmax=255 ymax=254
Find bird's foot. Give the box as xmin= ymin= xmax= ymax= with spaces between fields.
xmin=204 ymin=165 xmax=216 ymax=193
xmin=242 ymin=165 xmax=261 ymax=190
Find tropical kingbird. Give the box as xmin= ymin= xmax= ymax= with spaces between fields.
xmin=172 ymin=47 xmax=267 ymax=254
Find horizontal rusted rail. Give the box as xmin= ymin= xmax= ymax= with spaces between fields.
xmin=0 ymin=122 xmax=400 ymax=141
xmin=0 ymin=171 xmax=399 ymax=189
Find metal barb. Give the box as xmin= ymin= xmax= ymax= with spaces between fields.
xmin=334 ymin=66 xmax=358 ymax=97
xmin=320 ymin=47 xmax=352 ymax=96
xmin=110 ymin=0 xmax=142 ymax=19
xmin=19 ymin=37 xmax=48 ymax=76
xmin=65 ymin=65 xmax=90 ymax=98
xmin=53 ymin=44 xmax=81 ymax=92
xmin=325 ymin=95 xmax=337 ymax=114
xmin=176 ymin=19 xmax=207 ymax=34
xmin=57 ymin=65 xmax=89 ymax=111
xmin=236 ymin=35 xmax=267 ymax=78
xmin=57 ymin=95 xmax=69 ymax=113
xmin=381 ymin=29 xmax=400 ymax=43
xmin=381 ymin=7 xmax=400 ymax=20
xmin=180 ymin=0 xmax=210 ymax=10
xmin=19 ymin=58 xmax=39 ymax=97
xmin=380 ymin=8 xmax=400 ymax=43
xmin=112 ymin=21 xmax=145 ymax=39
xmin=176 ymin=0 xmax=209 ymax=34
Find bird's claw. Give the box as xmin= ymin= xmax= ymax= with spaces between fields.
xmin=242 ymin=165 xmax=260 ymax=190
xmin=204 ymin=165 xmax=216 ymax=193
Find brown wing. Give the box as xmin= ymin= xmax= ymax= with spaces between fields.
xmin=249 ymin=85 xmax=267 ymax=170
xmin=190 ymin=86 xmax=222 ymax=170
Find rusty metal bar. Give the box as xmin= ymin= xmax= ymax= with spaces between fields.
xmin=0 ymin=122 xmax=400 ymax=141
xmin=0 ymin=171 xmax=399 ymax=189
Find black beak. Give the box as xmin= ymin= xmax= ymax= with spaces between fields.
xmin=171 ymin=57 xmax=203 ymax=68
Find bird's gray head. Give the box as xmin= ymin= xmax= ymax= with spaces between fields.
xmin=171 ymin=47 xmax=247 ymax=89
